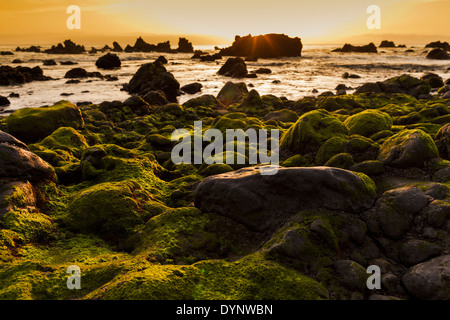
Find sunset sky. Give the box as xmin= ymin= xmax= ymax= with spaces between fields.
xmin=0 ymin=0 xmax=449 ymax=46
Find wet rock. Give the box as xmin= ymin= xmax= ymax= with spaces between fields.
xmin=183 ymin=94 xmax=225 ymax=110
xmin=218 ymin=57 xmax=248 ymax=78
xmin=420 ymin=73 xmax=444 ymax=88
xmin=12 ymin=59 xmax=23 ymax=64
xmin=332 ymin=43 xmax=377 ymax=53
xmin=95 ymin=53 xmax=121 ymax=70
xmin=155 ymin=56 xmax=168 ymax=64
xmin=0 ymin=51 xmax=14 ymax=55
xmin=355 ymin=74 xmax=431 ymax=98
xmin=194 ymin=166 xmax=377 ymax=231
xmin=402 ymin=255 xmax=450 ymax=300
xmin=378 ymin=129 xmax=439 ymax=168
xmin=0 ymin=65 xmax=52 ymax=86
xmin=142 ymin=90 xmax=169 ymax=106
xmin=217 ymin=81 xmax=248 ymax=106
xmin=425 ymin=41 xmax=450 ymax=51
xmin=423 ymin=200 xmax=450 ymax=228
xmin=181 ymin=83 xmax=203 ymax=94
xmin=124 ymin=61 xmax=180 ymax=102
xmin=255 ymin=68 xmax=272 ymax=74
xmin=426 ymin=48 xmax=450 ymax=60
xmin=219 ymin=34 xmax=302 ymax=58
xmin=8 ymin=92 xmax=19 ymax=98
xmin=64 ymin=68 xmax=103 ymax=79
xmin=60 ymin=61 xmax=77 ymax=65
xmin=0 ymin=96 xmax=10 ymax=107
xmin=435 ymin=123 xmax=450 ymax=160
xmin=342 ymin=72 xmax=361 ymax=79
xmin=263 ymin=109 xmax=298 ymax=123
xmin=43 ymin=59 xmax=57 ymax=66
xmin=344 ymin=109 xmax=392 ymax=137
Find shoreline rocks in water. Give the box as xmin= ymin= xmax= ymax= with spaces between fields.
xmin=379 ymin=40 xmax=396 ymax=48
xmin=64 ymin=68 xmax=103 ymax=79
xmin=0 ymin=65 xmax=52 ymax=86
xmin=219 ymin=33 xmax=303 ymax=58
xmin=123 ymin=36 xmax=194 ymax=54
xmin=332 ymin=43 xmax=378 ymax=53
xmin=95 ymin=53 xmax=121 ymax=70
xmin=425 ymin=41 xmax=450 ymax=51
xmin=426 ymin=48 xmax=450 ymax=60
xmin=44 ymin=39 xmax=86 ymax=54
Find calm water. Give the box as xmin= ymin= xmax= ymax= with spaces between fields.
xmin=0 ymin=44 xmax=449 ymax=113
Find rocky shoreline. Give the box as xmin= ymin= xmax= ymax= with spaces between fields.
xmin=0 ymin=38 xmax=450 ymax=300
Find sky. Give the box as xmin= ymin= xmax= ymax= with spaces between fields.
xmin=0 ymin=0 xmax=449 ymax=46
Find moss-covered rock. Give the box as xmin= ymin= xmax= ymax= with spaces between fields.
xmin=344 ymin=109 xmax=393 ymax=137
xmin=280 ymin=109 xmax=348 ymax=155
xmin=378 ymin=129 xmax=439 ymax=168
xmin=217 ymin=82 xmax=248 ymax=107
xmin=324 ymin=153 xmax=355 ymax=169
xmin=6 ymin=101 xmax=84 ymax=142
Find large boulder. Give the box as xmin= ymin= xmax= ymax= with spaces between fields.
xmin=280 ymin=109 xmax=348 ymax=154
xmin=379 ymin=40 xmax=396 ymax=48
xmin=95 ymin=53 xmax=121 ymax=69
xmin=0 ymin=139 xmax=56 ymax=183
xmin=124 ymin=61 xmax=180 ymax=102
xmin=0 ymin=95 xmax=10 ymax=107
xmin=344 ymin=109 xmax=392 ymax=137
xmin=402 ymin=255 xmax=450 ymax=300
xmin=6 ymin=100 xmax=84 ymax=143
xmin=217 ymin=82 xmax=248 ymax=106
xmin=0 ymin=66 xmax=51 ymax=86
xmin=194 ymin=166 xmax=377 ymax=231
xmin=219 ymin=34 xmax=302 ymax=58
xmin=426 ymin=48 xmax=450 ymax=60
xmin=377 ymin=129 xmax=439 ymax=168
xmin=218 ymin=58 xmax=248 ymax=78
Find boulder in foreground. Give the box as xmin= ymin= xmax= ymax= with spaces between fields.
xmin=194 ymin=166 xmax=376 ymax=231
xmin=219 ymin=34 xmax=302 ymax=58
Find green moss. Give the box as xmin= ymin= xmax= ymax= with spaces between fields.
xmin=199 ymin=163 xmax=234 ymax=176
xmin=315 ymin=136 xmax=348 ymax=165
xmin=280 ymin=109 xmax=348 ymax=155
xmin=324 ymin=153 xmax=355 ymax=169
xmin=6 ymin=100 xmax=84 ymax=142
xmin=282 ymin=154 xmax=311 ymax=167
xmin=344 ymin=109 xmax=393 ymax=137
xmin=38 ymin=127 xmax=89 ymax=159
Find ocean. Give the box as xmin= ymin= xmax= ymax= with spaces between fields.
xmin=0 ymin=44 xmax=449 ymax=113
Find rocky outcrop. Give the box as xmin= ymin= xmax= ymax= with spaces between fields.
xmin=217 ymin=58 xmax=248 ymax=78
xmin=44 ymin=40 xmax=85 ymax=54
xmin=112 ymin=42 xmax=123 ymax=52
xmin=176 ymin=37 xmax=194 ymax=53
xmin=219 ymin=34 xmax=302 ymax=58
xmin=0 ymin=66 xmax=52 ymax=86
xmin=123 ymin=61 xmax=180 ymax=102
xmin=379 ymin=40 xmax=396 ymax=48
xmin=425 ymin=41 xmax=450 ymax=51
xmin=332 ymin=43 xmax=378 ymax=53
xmin=354 ymin=74 xmax=431 ymax=98
xmin=95 ymin=53 xmax=121 ymax=70
xmin=64 ymin=68 xmax=103 ymax=79
xmin=426 ymin=48 xmax=450 ymax=60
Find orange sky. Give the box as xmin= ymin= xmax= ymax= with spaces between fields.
xmin=0 ymin=0 xmax=449 ymax=45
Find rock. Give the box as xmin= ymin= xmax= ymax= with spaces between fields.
xmin=0 ymin=51 xmax=14 ymax=55
xmin=0 ymin=130 xmax=29 ymax=150
xmin=0 ymin=65 xmax=51 ymax=86
xmin=0 ymin=141 xmax=56 ymax=182
xmin=420 ymin=73 xmax=444 ymax=88
xmin=0 ymin=181 xmax=36 ymax=217
xmin=0 ymin=96 xmax=10 ymax=107
xmin=60 ymin=61 xmax=77 ymax=65
xmin=426 ymin=48 xmax=450 ymax=60
xmin=423 ymin=200 xmax=450 ymax=228
xmin=176 ymin=37 xmax=194 ymax=53
xmin=377 ymin=129 xmax=439 ymax=168
xmin=334 ymin=260 xmax=368 ymax=290
xmin=217 ymin=81 xmax=248 ymax=106
xmin=218 ymin=57 xmax=248 ymax=78
xmin=342 ymin=72 xmax=361 ymax=79
xmin=16 ymin=46 xmax=41 ymax=53
xmin=399 ymin=240 xmax=441 ymax=266
xmin=344 ymin=109 xmax=393 ymax=137
xmin=181 ymin=83 xmax=203 ymax=94
xmin=255 ymin=68 xmax=272 ymax=74
xmin=280 ymin=109 xmax=348 ymax=154
xmin=142 ymin=91 xmax=169 ymax=106
xmin=318 ymin=91 xmax=335 ymax=97
xmin=65 ymin=79 xmax=81 ymax=84
xmin=402 ymin=255 xmax=450 ymax=300
xmin=183 ymin=94 xmax=225 ymax=110
xmin=332 ymin=43 xmax=377 ymax=53
xmin=12 ymin=59 xmax=23 ymax=64
xmin=435 ymin=123 xmax=450 ymax=159
xmin=122 ymin=96 xmax=151 ymax=116
xmin=64 ymin=68 xmax=103 ymax=79
xmin=263 ymin=109 xmax=299 ymax=123
xmin=124 ymin=61 xmax=180 ymax=102
xmin=155 ymin=56 xmax=168 ymax=64
xmin=425 ymin=41 xmax=450 ymax=51
xmin=219 ymin=34 xmax=302 ymax=58
xmin=379 ymin=40 xmax=396 ymax=48
xmin=6 ymin=100 xmax=84 ymax=142
xmin=8 ymin=92 xmax=19 ymax=98
xmin=44 ymin=39 xmax=85 ymax=54
xmin=43 ymin=59 xmax=57 ymax=66
xmin=194 ymin=166 xmax=377 ymax=231
xmin=112 ymin=41 xmax=123 ymax=52
xmin=355 ymin=75 xmax=431 ymax=98
xmin=95 ymin=53 xmax=121 ymax=70
xmin=125 ymin=37 xmax=174 ymax=53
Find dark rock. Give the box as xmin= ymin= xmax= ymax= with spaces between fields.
xmin=124 ymin=61 xmax=180 ymax=102
xmin=219 ymin=33 xmax=302 ymax=58
xmin=399 ymin=240 xmax=441 ymax=266
xmin=95 ymin=53 xmax=121 ymax=69
xmin=378 ymin=129 xmax=439 ymax=168
xmin=43 ymin=59 xmax=57 ymax=66
xmin=217 ymin=81 xmax=248 ymax=106
xmin=0 ymin=65 xmax=52 ymax=86
xmin=183 ymin=94 xmax=225 ymax=110
xmin=142 ymin=91 xmax=169 ymax=106
xmin=334 ymin=260 xmax=368 ymax=290
xmin=255 ymin=68 xmax=272 ymax=74
xmin=12 ymin=59 xmax=23 ymax=64
xmin=60 ymin=61 xmax=78 ymax=65
xmin=0 ymin=141 xmax=56 ymax=182
xmin=112 ymin=41 xmax=123 ymax=52
xmin=425 ymin=41 xmax=450 ymax=51
xmin=181 ymin=82 xmax=203 ymax=94
xmin=16 ymin=46 xmax=41 ymax=53
xmin=218 ymin=57 xmax=248 ymax=78
xmin=64 ymin=68 xmax=103 ymax=79
xmin=436 ymin=123 xmax=450 ymax=159
xmin=342 ymin=72 xmax=361 ymax=79
xmin=332 ymin=43 xmax=377 ymax=53
xmin=176 ymin=37 xmax=194 ymax=53
xmin=0 ymin=96 xmax=10 ymax=107
xmin=402 ymin=255 xmax=450 ymax=300
xmin=0 ymin=51 xmax=14 ymax=55
xmin=44 ymin=39 xmax=85 ymax=54
xmin=355 ymin=74 xmax=431 ymax=98
xmin=420 ymin=73 xmax=444 ymax=88
xmin=379 ymin=40 xmax=396 ymax=48
xmin=426 ymin=48 xmax=450 ymax=60
xmin=406 ymin=49 xmax=414 ymax=53
xmin=65 ymin=79 xmax=81 ymax=84
xmin=105 ymin=75 xmax=118 ymax=81
xmin=60 ymin=93 xmax=73 ymax=97
xmin=8 ymin=92 xmax=19 ymax=98
xmin=194 ymin=166 xmax=377 ymax=231
xmin=244 ymin=73 xmax=257 ymax=78
xmin=126 ymin=37 xmax=174 ymax=53
xmin=0 ymin=130 xmax=29 ymax=150
xmin=123 ymin=96 xmax=152 ymax=116
xmin=155 ymin=56 xmax=168 ymax=65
